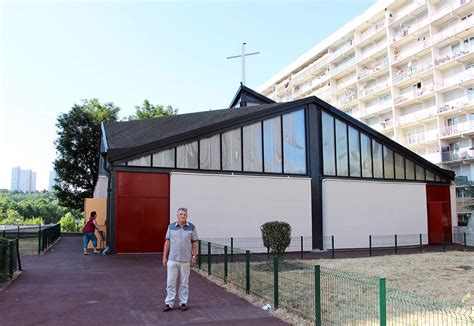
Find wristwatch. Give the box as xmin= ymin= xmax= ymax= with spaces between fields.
xmin=192 ymin=255 xmax=197 ymax=259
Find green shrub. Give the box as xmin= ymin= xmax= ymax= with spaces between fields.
xmin=261 ymin=221 xmax=292 ymax=257
xmin=59 ymin=212 xmax=81 ymax=232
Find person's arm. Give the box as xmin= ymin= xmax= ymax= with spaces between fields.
xmin=93 ymin=220 xmax=100 ymax=231
xmin=163 ymin=226 xmax=170 ymax=266
xmin=191 ymin=226 xmax=198 ymax=267
xmin=162 ymin=240 xmax=170 ymax=266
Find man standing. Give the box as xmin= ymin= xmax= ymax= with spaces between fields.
xmin=162 ymin=207 xmax=198 ymax=312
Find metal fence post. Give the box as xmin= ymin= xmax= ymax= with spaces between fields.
xmin=245 ymin=250 xmax=250 ymax=295
xmin=369 ymin=235 xmax=372 ymax=257
xmin=198 ymin=240 xmax=202 ymax=269
xmin=394 ymin=234 xmax=398 ymax=254
xmin=2 ymin=230 xmax=5 ymax=238
xmin=16 ymin=239 xmax=21 ymax=271
xmin=300 ymin=236 xmax=303 ymax=259
xmin=9 ymin=241 xmax=13 ymax=277
xmin=273 ymin=256 xmax=279 ymax=310
xmin=331 ymin=236 xmax=335 ymax=259
xmin=37 ymin=230 xmax=41 ymax=255
xmin=419 ymin=233 xmax=423 ymax=253
xmin=207 ymin=242 xmax=211 ymax=276
xmin=315 ymin=265 xmax=321 ymax=326
xmin=224 ymin=245 xmax=228 ymax=283
xmin=231 ymin=237 xmax=234 ymax=262
xmin=17 ymin=225 xmax=20 ymax=239
xmin=379 ymin=277 xmax=386 ymax=326
xmin=464 ymin=232 xmax=467 ymax=250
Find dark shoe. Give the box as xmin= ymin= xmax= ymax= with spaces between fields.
xmin=180 ymin=304 xmax=187 ymax=311
xmin=163 ymin=304 xmax=172 ymax=312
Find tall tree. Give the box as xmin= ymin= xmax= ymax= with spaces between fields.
xmin=128 ymin=99 xmax=177 ymax=120
xmin=53 ymin=99 xmax=120 ymax=210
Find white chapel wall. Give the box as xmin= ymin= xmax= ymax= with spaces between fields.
xmin=169 ymin=172 xmax=312 ymax=246
xmin=322 ymin=179 xmax=428 ymax=249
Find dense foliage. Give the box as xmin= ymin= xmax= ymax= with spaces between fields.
xmin=0 ymin=190 xmax=82 ymax=230
xmin=261 ymin=221 xmax=292 ymax=257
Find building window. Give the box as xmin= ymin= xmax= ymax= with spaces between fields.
xmin=243 ymin=122 xmax=263 ymax=172
xmin=177 ymin=141 xmax=198 ymax=169
xmin=348 ymin=126 xmax=361 ymax=177
xmin=283 ymin=109 xmax=306 ymax=174
xmin=383 ymin=146 xmax=394 ymax=179
xmin=263 ymin=116 xmax=282 ymax=173
xmin=405 ymin=159 xmax=415 ymax=180
xmin=361 ymin=134 xmax=372 ymax=178
xmin=394 ymin=152 xmax=405 ymax=180
xmin=127 ymin=155 xmax=151 ymax=167
xmin=322 ymin=112 xmax=336 ymax=175
xmin=222 ymin=128 xmax=242 ymax=171
xmin=372 ymin=140 xmax=383 ymax=178
xmin=335 ymin=119 xmax=348 ymax=176
xmin=200 ymin=135 xmax=220 ymax=170
xmin=415 ymin=164 xmax=424 ymax=180
xmin=426 ymin=170 xmax=435 ymax=181
xmin=152 ymin=148 xmax=175 ymax=168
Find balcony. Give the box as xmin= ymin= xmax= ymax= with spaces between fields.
xmin=331 ymin=57 xmax=356 ymax=77
xmin=337 ymin=93 xmax=358 ymax=108
xmin=392 ymin=62 xmax=433 ymax=85
xmin=359 ymin=58 xmax=389 ymax=80
xmin=397 ymin=106 xmax=437 ymax=126
xmin=292 ymin=57 xmax=330 ymax=86
xmin=432 ymin=0 xmax=472 ymax=22
xmin=389 ymin=0 xmax=426 ymax=26
xmin=438 ymin=98 xmax=474 ymax=114
xmin=330 ymin=41 xmax=354 ymax=61
xmin=394 ymin=83 xmax=435 ymax=107
xmin=434 ymin=48 xmax=473 ymax=67
xmin=442 ymin=149 xmax=474 ymax=162
xmin=358 ymin=40 xmax=388 ymax=63
xmin=362 ymin=100 xmax=392 ymax=117
xmin=335 ymin=76 xmax=357 ymax=93
xmin=391 ymin=16 xmax=430 ymax=45
xmin=437 ymin=69 xmax=474 ymax=91
xmin=393 ymin=39 xmax=431 ymax=64
xmin=360 ymin=81 xmax=391 ymax=99
xmin=432 ymin=16 xmax=474 ymax=45
xmin=355 ymin=21 xmax=386 ymax=45
xmin=370 ymin=119 xmax=394 ymax=132
xmin=401 ymin=129 xmax=439 ymax=147
xmin=440 ymin=120 xmax=474 ymax=138
xmin=420 ymin=151 xmax=441 ymax=164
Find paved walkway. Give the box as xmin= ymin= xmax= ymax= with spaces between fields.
xmin=0 ymin=237 xmax=286 ymax=325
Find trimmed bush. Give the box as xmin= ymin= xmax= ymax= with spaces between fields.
xmin=261 ymin=221 xmax=292 ymax=257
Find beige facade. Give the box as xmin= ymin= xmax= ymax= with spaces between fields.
xmin=259 ymin=0 xmax=474 ymax=218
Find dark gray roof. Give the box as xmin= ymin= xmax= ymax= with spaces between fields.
xmin=105 ymin=103 xmax=282 ymax=151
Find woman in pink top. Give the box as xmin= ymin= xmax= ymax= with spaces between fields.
xmin=82 ymin=211 xmax=101 ymax=255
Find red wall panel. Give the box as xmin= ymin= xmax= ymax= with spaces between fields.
xmin=116 ymin=172 xmax=169 ymax=253
xmin=426 ymin=185 xmax=452 ymax=244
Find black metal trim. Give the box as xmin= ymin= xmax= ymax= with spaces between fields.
xmin=229 ymin=83 xmax=276 ymax=109
xmin=280 ymin=115 xmax=285 ymax=174
xmin=240 ymin=126 xmax=244 ymax=172
xmin=261 ymin=120 xmax=265 ymax=173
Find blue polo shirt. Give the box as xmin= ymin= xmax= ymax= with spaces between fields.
xmin=165 ymin=221 xmax=198 ymax=262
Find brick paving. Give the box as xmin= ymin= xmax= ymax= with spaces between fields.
xmin=0 ymin=237 xmax=286 ymax=326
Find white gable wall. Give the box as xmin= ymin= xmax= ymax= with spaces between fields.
xmin=169 ymin=172 xmax=312 ymax=242
xmin=322 ymin=179 xmax=428 ymax=249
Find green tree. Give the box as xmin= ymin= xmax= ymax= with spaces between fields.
xmin=54 ymin=99 xmax=120 ymax=210
xmin=1 ymin=209 xmax=25 ymax=224
xmin=59 ymin=212 xmax=81 ymax=232
xmin=127 ymin=99 xmax=177 ymax=120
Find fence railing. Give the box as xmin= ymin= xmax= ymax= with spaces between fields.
xmin=0 ymin=239 xmax=21 ymax=284
xmin=197 ymin=239 xmax=474 ymax=325
xmin=0 ymin=224 xmax=61 ymax=255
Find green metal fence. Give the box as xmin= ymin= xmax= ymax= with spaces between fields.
xmin=198 ymin=240 xmax=474 ymax=325
xmin=0 ymin=239 xmax=21 ymax=284
xmin=0 ymin=224 xmax=61 ymax=255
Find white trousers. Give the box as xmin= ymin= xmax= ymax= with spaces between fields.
xmin=165 ymin=260 xmax=191 ymax=306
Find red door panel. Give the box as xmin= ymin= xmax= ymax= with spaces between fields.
xmin=116 ymin=172 xmax=170 ymax=253
xmin=426 ymin=185 xmax=452 ymax=245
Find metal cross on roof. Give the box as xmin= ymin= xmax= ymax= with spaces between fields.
xmin=226 ymin=42 xmax=260 ymax=86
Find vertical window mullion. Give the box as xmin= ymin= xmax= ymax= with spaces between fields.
xmin=359 ymin=132 xmax=362 ymax=178
xmin=174 ymin=147 xmax=177 ymax=169
xmin=370 ymin=139 xmax=374 ymax=178
xmin=333 ymin=116 xmax=337 ymax=176
xmin=219 ymin=133 xmax=223 ymax=171
xmin=346 ymin=124 xmax=350 ymax=176
xmin=197 ymin=140 xmax=200 ymax=170
xmin=280 ymin=115 xmax=284 ymax=174
xmin=261 ymin=120 xmax=265 ymax=173
xmin=240 ymin=126 xmax=244 ymax=172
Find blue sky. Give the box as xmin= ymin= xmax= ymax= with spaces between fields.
xmin=0 ymin=0 xmax=375 ymax=190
